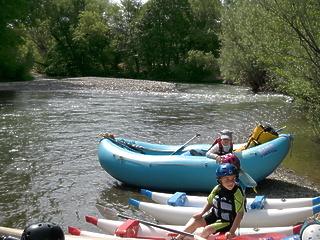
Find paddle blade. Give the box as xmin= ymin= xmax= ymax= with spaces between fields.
xmin=239 ymin=172 xmax=257 ymax=188
xmin=95 ymin=204 xmax=119 ymax=220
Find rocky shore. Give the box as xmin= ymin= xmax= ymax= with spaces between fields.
xmin=0 ymin=76 xmax=178 ymax=92
xmin=1 ymin=76 xmax=320 ymax=198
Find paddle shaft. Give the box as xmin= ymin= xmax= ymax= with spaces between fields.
xmin=171 ymin=133 xmax=201 ymax=155
xmin=117 ymin=214 xmax=196 ymax=238
xmin=276 ymin=126 xmax=286 ymax=132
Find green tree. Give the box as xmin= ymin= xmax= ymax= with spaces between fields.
xmin=135 ymin=0 xmax=193 ymax=80
xmin=73 ymin=0 xmax=112 ymax=76
xmin=219 ymin=0 xmax=320 ymax=139
xmin=219 ymin=0 xmax=269 ymax=92
xmin=0 ymin=0 xmax=42 ymax=81
xmin=188 ymin=0 xmax=222 ymax=56
xmin=257 ymin=0 xmax=320 ymax=138
xmin=107 ymin=0 xmax=143 ymax=77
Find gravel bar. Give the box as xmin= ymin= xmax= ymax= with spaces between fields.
xmin=0 ymin=76 xmax=178 ymax=92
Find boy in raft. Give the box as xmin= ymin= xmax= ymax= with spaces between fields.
xmin=206 ymin=130 xmax=234 ymax=162
xmin=175 ymin=163 xmax=246 ymax=240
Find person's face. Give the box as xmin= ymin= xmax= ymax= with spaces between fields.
xmin=219 ymin=174 xmax=237 ymax=190
xmin=221 ymin=138 xmax=231 ymax=145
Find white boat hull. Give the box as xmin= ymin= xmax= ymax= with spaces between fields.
xmin=141 ymin=189 xmax=320 ymax=209
xmin=129 ymin=199 xmax=320 ymax=227
xmin=85 ymin=216 xmax=301 ymax=239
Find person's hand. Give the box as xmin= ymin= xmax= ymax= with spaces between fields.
xmin=216 ymin=156 xmax=222 ymax=162
xmin=225 ymin=231 xmax=236 ymax=239
xmin=192 ymin=213 xmax=203 ymax=219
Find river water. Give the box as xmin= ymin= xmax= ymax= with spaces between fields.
xmin=0 ymin=81 xmax=319 ymax=233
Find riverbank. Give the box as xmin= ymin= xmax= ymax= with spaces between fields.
xmin=1 ymin=77 xmax=319 ymax=197
xmin=0 ymin=75 xmax=178 ymax=92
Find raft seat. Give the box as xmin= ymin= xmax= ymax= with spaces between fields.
xmin=250 ymin=195 xmax=266 ymax=209
xmin=167 ymin=192 xmax=187 ymax=206
xmin=115 ymin=219 xmax=139 ymax=237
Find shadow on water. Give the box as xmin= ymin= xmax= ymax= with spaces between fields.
xmin=0 ymin=90 xmax=17 ymax=101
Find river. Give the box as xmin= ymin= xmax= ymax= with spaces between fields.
xmin=0 ymin=78 xmax=319 ymax=233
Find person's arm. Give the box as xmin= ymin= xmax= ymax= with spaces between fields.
xmin=206 ymin=144 xmax=219 ymax=160
xmin=193 ymin=202 xmax=213 ymax=219
xmin=225 ymin=187 xmax=246 ymax=239
xmin=225 ymin=211 xmax=244 ymax=239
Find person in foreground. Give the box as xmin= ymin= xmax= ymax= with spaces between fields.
xmin=175 ymin=163 xmax=246 ymax=240
xmin=1 ymin=222 xmax=64 ymax=240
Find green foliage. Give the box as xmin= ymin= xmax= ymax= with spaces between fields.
xmin=219 ymin=0 xmax=320 ymax=140
xmin=174 ymin=50 xmax=219 ymax=82
xmin=2 ymin=0 xmax=222 ymax=81
xmin=0 ymin=0 xmax=41 ymax=81
xmin=135 ymin=0 xmax=193 ymax=80
xmin=219 ymin=0 xmax=269 ymax=92
xmin=188 ymin=0 xmax=222 ymax=56
xmin=2 ymin=0 xmax=320 ymax=139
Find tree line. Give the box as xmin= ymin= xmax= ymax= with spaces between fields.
xmin=1 ymin=0 xmax=319 ymax=139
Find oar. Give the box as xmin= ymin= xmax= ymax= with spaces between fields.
xmin=95 ymin=204 xmax=206 ymax=240
xmin=276 ymin=126 xmax=286 ymax=132
xmin=239 ymin=172 xmax=257 ymax=189
xmin=171 ymin=133 xmax=201 ymax=156
xmin=99 ymin=133 xmax=144 ymax=154
xmin=95 ymin=204 xmax=286 ymax=240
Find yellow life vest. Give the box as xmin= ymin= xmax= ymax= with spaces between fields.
xmin=235 ymin=125 xmax=278 ymax=152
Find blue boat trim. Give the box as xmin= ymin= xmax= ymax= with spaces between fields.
xmin=250 ymin=195 xmax=266 ymax=209
xmin=129 ymin=198 xmax=140 ymax=208
xmin=280 ymin=235 xmax=300 ymax=240
xmin=141 ymin=189 xmax=152 ymax=198
xmin=312 ymin=204 xmax=320 ymax=214
xmin=312 ymin=196 xmax=320 ymax=206
xmin=167 ymin=192 xmax=187 ymax=206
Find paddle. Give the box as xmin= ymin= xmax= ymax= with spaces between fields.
xmin=99 ymin=133 xmax=145 ymax=154
xmin=95 ymin=204 xmax=287 ymax=240
xmin=276 ymin=126 xmax=286 ymax=132
xmin=238 ymin=172 xmax=257 ymax=189
xmin=171 ymin=133 xmax=201 ymax=156
xmin=95 ymin=204 xmax=206 ymax=240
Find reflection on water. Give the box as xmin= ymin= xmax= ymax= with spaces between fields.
xmin=0 ymin=84 xmax=319 ymax=232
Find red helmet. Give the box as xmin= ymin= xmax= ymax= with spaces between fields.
xmin=221 ymin=153 xmax=241 ymax=170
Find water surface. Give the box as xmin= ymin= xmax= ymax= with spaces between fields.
xmin=0 ymin=82 xmax=319 ymax=233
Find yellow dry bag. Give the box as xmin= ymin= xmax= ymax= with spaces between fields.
xmin=235 ymin=125 xmax=279 ymax=152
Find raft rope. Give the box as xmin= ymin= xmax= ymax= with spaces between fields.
xmin=99 ymin=133 xmax=145 ymax=154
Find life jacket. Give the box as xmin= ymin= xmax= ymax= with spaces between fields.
xmin=235 ymin=125 xmax=278 ymax=152
xmin=208 ymin=138 xmax=233 ymax=155
xmin=212 ymin=184 xmax=245 ymax=222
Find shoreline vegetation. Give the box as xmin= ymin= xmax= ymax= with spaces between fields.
xmin=1 ymin=76 xmax=319 ymax=198
xmin=1 ymin=0 xmax=319 ymax=146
